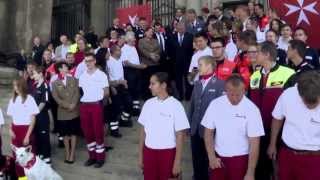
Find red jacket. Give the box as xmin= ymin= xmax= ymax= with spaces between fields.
xmin=258 ymin=15 xmax=269 ymax=32
xmin=234 ymin=52 xmax=252 ymax=89
xmin=215 ymin=59 xmax=236 ymax=81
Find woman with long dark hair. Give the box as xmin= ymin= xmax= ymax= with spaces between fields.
xmin=138 ymin=72 xmax=189 ymax=180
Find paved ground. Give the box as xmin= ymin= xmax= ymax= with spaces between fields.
xmin=0 ymin=85 xmax=193 ymax=180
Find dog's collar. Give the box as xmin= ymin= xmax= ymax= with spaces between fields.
xmin=23 ymin=155 xmax=36 ymax=169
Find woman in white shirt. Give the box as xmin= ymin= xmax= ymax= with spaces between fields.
xmin=7 ymin=78 xmax=39 ymax=179
xmin=138 ymin=72 xmax=190 ymax=180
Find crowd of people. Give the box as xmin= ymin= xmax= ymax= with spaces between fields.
xmin=0 ymin=0 xmax=319 ymax=180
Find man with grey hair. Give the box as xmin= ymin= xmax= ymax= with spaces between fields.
xmin=121 ymin=32 xmax=147 ymax=115
xmin=186 ymin=9 xmax=205 ymax=35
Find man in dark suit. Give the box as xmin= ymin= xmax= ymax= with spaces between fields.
xmin=154 ymin=22 xmax=170 ymax=75
xmin=32 ymin=36 xmax=45 ymax=66
xmin=169 ymin=22 xmax=194 ymax=100
xmin=189 ymin=56 xmax=225 ymax=180
xmin=186 ymin=9 xmax=205 ymax=35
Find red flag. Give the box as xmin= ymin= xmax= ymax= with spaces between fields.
xmin=269 ymin=0 xmax=320 ymax=48
xmin=116 ymin=4 xmax=152 ymax=27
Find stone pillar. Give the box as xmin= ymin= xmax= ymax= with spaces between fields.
xmin=91 ymin=0 xmax=107 ymax=37
xmin=0 ymin=0 xmax=9 ymax=51
xmin=175 ymin=0 xmax=186 ymax=8
xmin=186 ymin=0 xmax=201 ymax=14
xmin=14 ymin=0 xmax=53 ymax=52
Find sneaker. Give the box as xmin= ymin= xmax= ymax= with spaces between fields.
xmin=94 ymin=160 xmax=105 ymax=168
xmin=84 ymin=159 xmax=96 ymax=167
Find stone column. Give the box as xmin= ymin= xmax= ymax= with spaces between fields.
xmin=14 ymin=0 xmax=53 ymax=52
xmin=0 ymin=0 xmax=9 ymax=51
xmin=91 ymin=0 xmax=107 ymax=36
xmin=186 ymin=0 xmax=201 ymax=14
xmin=175 ymin=0 xmax=186 ymax=8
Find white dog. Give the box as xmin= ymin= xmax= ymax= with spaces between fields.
xmin=12 ymin=145 xmax=63 ymax=180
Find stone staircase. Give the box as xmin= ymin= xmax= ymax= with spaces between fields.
xmin=0 ymin=66 xmax=18 ymax=86
xmin=0 ymin=86 xmax=194 ymax=180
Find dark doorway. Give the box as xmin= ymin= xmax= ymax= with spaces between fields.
xmin=51 ymin=0 xmax=91 ymax=44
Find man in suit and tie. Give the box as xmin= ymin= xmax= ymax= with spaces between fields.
xmin=189 ymin=55 xmax=225 ymax=180
xmin=170 ymin=22 xmax=194 ymax=100
xmin=154 ymin=22 xmax=170 ymax=75
xmin=186 ymin=9 xmax=205 ymax=35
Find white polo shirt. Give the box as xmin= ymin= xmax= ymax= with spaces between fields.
xmin=79 ymin=69 xmax=109 ymax=102
xmin=201 ymin=95 xmax=265 ymax=157
xmin=107 ymin=56 xmax=124 ymax=81
xmin=7 ymin=95 xmax=39 ymax=125
xmin=138 ymin=96 xmax=190 ymax=149
xmin=121 ymin=44 xmax=140 ymax=65
xmin=189 ymin=46 xmax=213 ymax=72
xmin=0 ymin=108 xmax=4 ymax=125
xmin=272 ymin=86 xmax=320 ymax=151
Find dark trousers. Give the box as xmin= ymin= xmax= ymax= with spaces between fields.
xmin=49 ymin=93 xmax=58 ymax=133
xmin=142 ymin=65 xmax=161 ymax=100
xmin=191 ymin=133 xmax=209 ymax=180
xmin=109 ymin=85 xmax=132 ymax=129
xmin=255 ymin=131 xmax=273 ymax=180
xmin=35 ymin=111 xmax=51 ymax=159
xmin=175 ymin=68 xmax=192 ymax=100
xmin=124 ymin=67 xmax=141 ymax=101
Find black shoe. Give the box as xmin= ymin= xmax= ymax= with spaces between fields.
xmin=119 ymin=120 xmax=133 ymax=127
xmin=110 ymin=130 xmax=122 ymax=138
xmin=84 ymin=159 xmax=96 ymax=167
xmin=94 ymin=160 xmax=105 ymax=168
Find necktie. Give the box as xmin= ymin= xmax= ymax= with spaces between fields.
xmin=158 ymin=33 xmax=164 ymax=52
xmin=179 ymin=34 xmax=183 ymax=46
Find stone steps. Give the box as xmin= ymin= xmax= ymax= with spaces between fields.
xmin=0 ymin=85 xmax=194 ymax=180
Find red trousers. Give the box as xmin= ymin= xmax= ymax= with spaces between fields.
xmin=80 ymin=103 xmax=105 ymax=161
xmin=210 ymin=154 xmax=248 ymax=180
xmin=143 ymin=146 xmax=176 ymax=180
xmin=11 ymin=124 xmax=35 ymax=177
xmin=278 ymin=147 xmax=320 ymax=180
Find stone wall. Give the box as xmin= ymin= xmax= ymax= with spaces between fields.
xmin=0 ymin=0 xmax=9 ymax=52
xmin=0 ymin=0 xmax=53 ymax=54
